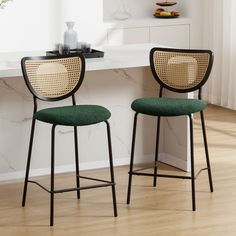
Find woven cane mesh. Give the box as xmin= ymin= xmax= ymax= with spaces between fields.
xmin=153 ymin=51 xmax=210 ymax=90
xmin=24 ymin=57 xmax=82 ymax=98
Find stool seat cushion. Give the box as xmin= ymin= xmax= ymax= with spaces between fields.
xmin=131 ymin=97 xmax=207 ymax=116
xmin=34 ymin=105 xmax=111 ymax=126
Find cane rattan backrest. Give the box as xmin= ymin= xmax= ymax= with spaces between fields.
xmin=21 ymin=55 xmax=85 ymax=101
xmin=150 ymin=48 xmax=213 ymax=93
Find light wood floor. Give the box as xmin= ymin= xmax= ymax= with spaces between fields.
xmin=0 ymin=105 xmax=236 ymax=236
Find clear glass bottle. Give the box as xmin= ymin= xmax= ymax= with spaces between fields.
xmin=113 ymin=0 xmax=131 ymax=21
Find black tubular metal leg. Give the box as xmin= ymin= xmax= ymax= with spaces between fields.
xmin=74 ymin=126 xmax=80 ymax=199
xmin=105 ymin=121 xmax=118 ymax=217
xmin=22 ymin=118 xmax=36 ymax=207
xmin=200 ymin=111 xmax=214 ymax=192
xmin=127 ymin=113 xmax=138 ymax=204
xmin=153 ymin=116 xmax=161 ymax=187
xmin=50 ymin=125 xmax=56 ymax=226
xmin=189 ymin=115 xmax=196 ymax=211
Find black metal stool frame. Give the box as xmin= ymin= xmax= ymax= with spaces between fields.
xmin=21 ymin=55 xmax=117 ymax=226
xmin=127 ymin=48 xmax=214 ymax=211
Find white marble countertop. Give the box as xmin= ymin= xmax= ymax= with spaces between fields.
xmin=0 ymin=43 xmax=158 ymax=78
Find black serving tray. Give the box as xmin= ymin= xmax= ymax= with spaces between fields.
xmin=46 ymin=49 xmax=104 ymax=59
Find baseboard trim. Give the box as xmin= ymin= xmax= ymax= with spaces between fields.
xmin=0 ymin=153 xmax=188 ymax=182
xmin=0 ymin=158 xmax=130 ymax=182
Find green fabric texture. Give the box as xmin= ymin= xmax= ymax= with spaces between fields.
xmin=34 ymin=105 xmax=111 ymax=126
xmin=131 ymin=97 xmax=207 ymax=116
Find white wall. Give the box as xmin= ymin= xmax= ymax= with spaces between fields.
xmin=180 ymin=0 xmax=204 ymax=48
xmin=103 ymin=0 xmax=204 ymax=48
xmin=0 ymin=0 xmax=59 ymax=52
xmin=59 ymin=0 xmax=108 ymax=46
xmin=0 ymin=0 xmax=109 ymax=51
xmin=103 ymin=0 xmax=156 ymax=20
xmin=103 ymin=0 xmax=189 ymax=20
xmin=0 ymin=0 xmax=204 ymax=52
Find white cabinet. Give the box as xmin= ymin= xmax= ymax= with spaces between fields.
xmin=107 ymin=27 xmax=149 ymax=45
xmin=150 ymin=25 xmax=190 ymax=48
xmin=107 ymin=21 xmax=190 ymax=49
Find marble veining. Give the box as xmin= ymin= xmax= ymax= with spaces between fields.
xmin=0 ymin=78 xmax=30 ymax=101
xmin=0 ymin=152 xmax=16 ymax=172
xmin=0 ymin=66 xmax=189 ymax=180
xmin=165 ymin=118 xmax=186 ymax=147
xmin=58 ymin=129 xmax=74 ymax=136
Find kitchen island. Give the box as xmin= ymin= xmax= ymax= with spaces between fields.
xmin=0 ymin=44 xmax=189 ymax=181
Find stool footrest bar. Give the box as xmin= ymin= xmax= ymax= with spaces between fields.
xmin=130 ymin=171 xmax=192 ymax=179
xmin=54 ymin=183 xmax=114 ymax=194
xmin=195 ymin=167 xmax=209 ymax=179
xmin=130 ymin=167 xmax=209 ymax=180
xmin=78 ymin=175 xmax=113 ymax=184
xmin=28 ymin=180 xmax=51 ymax=193
xmin=28 ymin=180 xmax=115 ymax=194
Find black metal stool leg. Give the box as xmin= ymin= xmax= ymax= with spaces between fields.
xmin=153 ymin=116 xmax=161 ymax=187
xmin=74 ymin=126 xmax=80 ymax=199
xmin=200 ymin=111 xmax=214 ymax=192
xmin=189 ymin=115 xmax=196 ymax=211
xmin=127 ymin=113 xmax=138 ymax=204
xmin=50 ymin=124 xmax=56 ymax=226
xmin=105 ymin=121 xmax=118 ymax=217
xmin=22 ymin=118 xmax=36 ymax=207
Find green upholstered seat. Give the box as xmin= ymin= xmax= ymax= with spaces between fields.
xmin=34 ymin=105 xmax=111 ymax=126
xmin=131 ymin=97 xmax=207 ymax=117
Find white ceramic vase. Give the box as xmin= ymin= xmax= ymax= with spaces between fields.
xmin=64 ymin=21 xmax=78 ymax=50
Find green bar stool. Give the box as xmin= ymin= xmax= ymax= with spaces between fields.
xmin=127 ymin=47 xmax=214 ymax=211
xmin=21 ymin=55 xmax=117 ymax=226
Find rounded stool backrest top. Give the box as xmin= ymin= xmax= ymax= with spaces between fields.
xmin=21 ymin=55 xmax=85 ymax=101
xmin=150 ymin=47 xmax=214 ymax=93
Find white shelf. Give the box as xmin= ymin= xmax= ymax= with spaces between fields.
xmin=103 ymin=17 xmax=191 ymax=29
